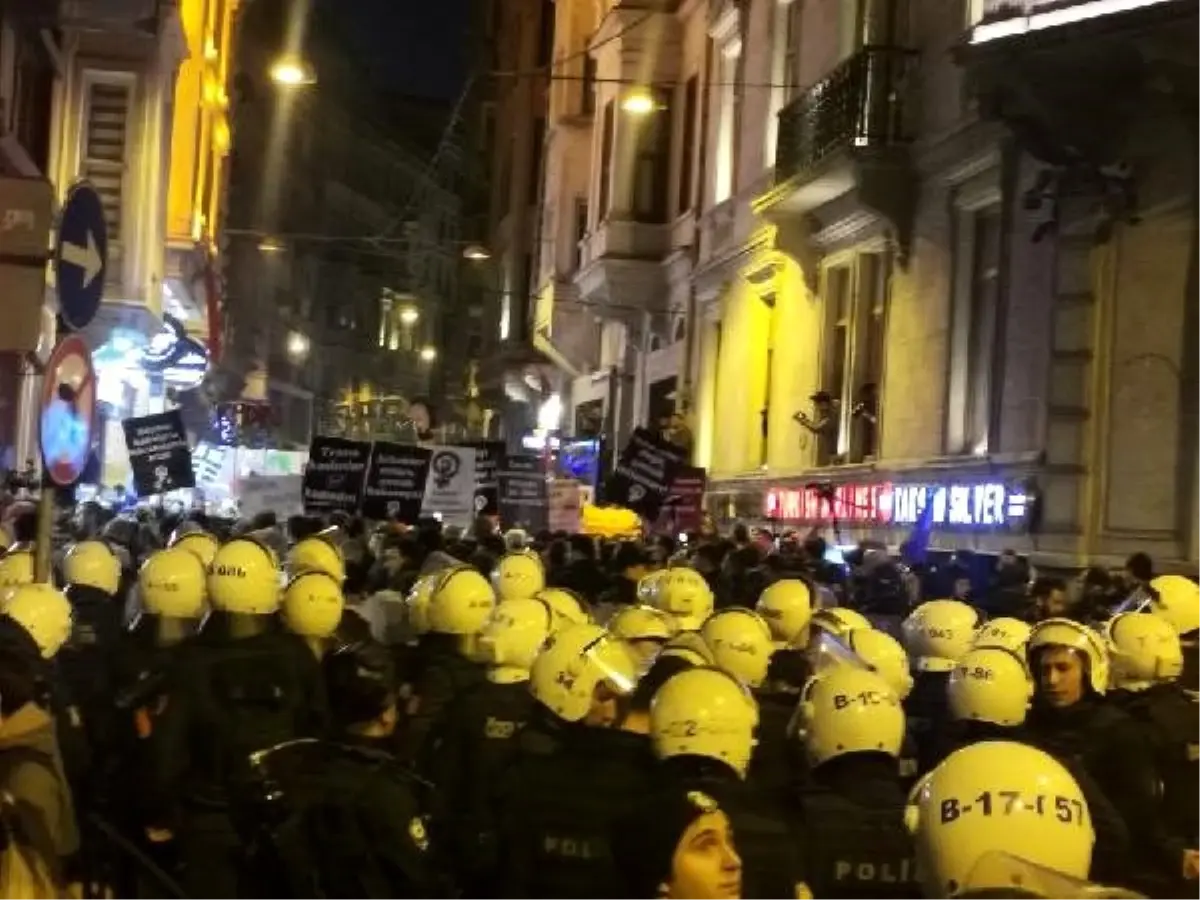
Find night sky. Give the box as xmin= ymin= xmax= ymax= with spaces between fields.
xmin=315 ymin=0 xmax=471 ymax=99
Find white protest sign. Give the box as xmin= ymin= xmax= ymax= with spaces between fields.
xmin=239 ymin=474 xmax=304 ymax=521
xmin=548 ymin=479 xmax=582 ymax=533
xmin=420 ymin=445 xmax=478 ymax=528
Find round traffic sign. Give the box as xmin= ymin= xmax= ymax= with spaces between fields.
xmin=55 ymin=182 xmax=108 ymax=331
xmin=39 ymin=334 xmax=97 ymax=487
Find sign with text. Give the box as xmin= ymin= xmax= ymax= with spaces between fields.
xmin=548 ymin=479 xmax=583 ymax=534
xmin=362 ymin=442 xmax=431 ymax=523
xmin=764 ymin=480 xmax=1033 ymax=532
xmin=239 ymin=474 xmax=303 ymax=522
xmin=420 ymin=445 xmax=478 ymax=528
xmin=656 ymin=466 xmax=707 ymax=535
xmin=607 ymin=427 xmax=688 ymax=520
xmin=302 ymin=436 xmax=371 ymax=514
xmin=122 ymin=410 xmax=195 ymax=496
xmin=457 ymin=440 xmax=503 ymax=516
xmin=499 ymin=453 xmax=548 ymax=531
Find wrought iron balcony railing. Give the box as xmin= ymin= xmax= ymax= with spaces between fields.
xmin=775 ymin=45 xmax=917 ymax=184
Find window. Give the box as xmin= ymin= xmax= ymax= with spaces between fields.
xmin=632 ymin=92 xmax=671 ymax=223
xmin=677 ymin=75 xmax=697 ymax=216
xmin=497 ymin=136 xmax=513 ymax=210
xmin=537 ymin=0 xmax=554 ymax=66
xmin=784 ymin=2 xmax=800 ymax=100
xmin=598 ymin=101 xmax=615 ymax=219
xmin=948 ymin=205 xmax=1001 ymax=454
xmin=823 ymin=266 xmax=853 ymax=463
xmin=82 ymin=77 xmax=132 ymax=272
xmin=581 ymin=56 xmax=597 ymax=115
xmin=765 ymin=2 xmax=789 ymax=168
xmin=572 ymin=197 xmax=588 ymax=270
xmin=481 ymin=103 xmax=496 ymax=160
xmin=529 ymin=118 xmax=545 ymax=205
xmin=838 ymin=0 xmax=866 ymax=60
xmin=853 ymin=253 xmax=888 ymax=462
xmin=713 ymin=44 xmax=739 ymax=202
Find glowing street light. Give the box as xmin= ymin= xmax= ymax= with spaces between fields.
xmin=419 ymin=345 xmax=437 ymax=363
xmin=269 ymin=56 xmax=316 ymax=88
xmin=621 ymin=89 xmax=657 ymax=116
xmin=258 ymin=237 xmax=286 ymax=253
xmin=399 ymin=306 xmax=420 ymax=326
xmin=462 ymin=244 xmax=491 ymax=261
xmin=286 ymin=331 xmax=310 ymax=362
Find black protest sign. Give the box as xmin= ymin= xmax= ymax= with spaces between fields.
xmin=498 ymin=452 xmax=548 ymax=531
xmin=302 ymin=435 xmax=371 ymax=514
xmin=608 ymin=427 xmax=688 ymax=520
xmin=122 ymin=410 xmax=196 ymax=496
xmin=457 ymin=440 xmax=503 ymax=516
xmin=361 ymin=442 xmax=431 ymax=523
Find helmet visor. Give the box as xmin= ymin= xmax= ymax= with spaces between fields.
xmin=580 ymin=634 xmax=639 ymax=696
xmin=961 ymin=851 xmax=1138 ymax=900
xmin=806 ymin=631 xmax=872 ymax=679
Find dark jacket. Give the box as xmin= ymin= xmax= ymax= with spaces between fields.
xmin=403 ymin=634 xmax=486 ymax=767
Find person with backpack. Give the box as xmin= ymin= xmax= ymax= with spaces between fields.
xmin=241 ymin=641 xmax=444 ymax=898
xmin=145 ymin=536 xmax=325 ymax=898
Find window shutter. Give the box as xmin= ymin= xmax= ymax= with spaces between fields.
xmin=82 ymin=81 xmax=131 ymax=273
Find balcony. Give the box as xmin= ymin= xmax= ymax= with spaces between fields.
xmin=574 ymin=215 xmax=669 ymax=310
xmin=759 ymin=45 xmax=917 ymax=260
xmin=969 ymin=0 xmax=1188 ymax=45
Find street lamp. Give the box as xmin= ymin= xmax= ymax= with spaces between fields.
xmin=462 ymin=244 xmax=491 ymax=261
xmin=287 ymin=331 xmax=310 ymax=362
xmin=258 ymin=237 xmax=286 ymax=253
xmin=399 ymin=306 xmax=419 ymax=326
xmin=269 ymin=56 xmax=316 ymax=88
xmin=419 ymin=345 xmax=437 ymax=363
xmin=621 ymin=88 xmax=658 ymax=116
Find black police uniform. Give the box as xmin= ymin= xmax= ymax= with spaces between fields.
xmin=146 ymin=614 xmax=326 ymax=898
xmin=793 ymin=754 xmax=919 ymax=898
xmin=426 ymin=676 xmax=536 ymax=890
xmin=660 ymin=755 xmax=805 ymax=900
xmin=904 ymin=669 xmax=951 ymax=775
xmin=403 ymin=633 xmax=486 ymax=766
xmin=496 ymin=722 xmax=655 ymax=898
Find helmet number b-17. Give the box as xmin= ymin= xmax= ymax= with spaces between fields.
xmin=939 ymin=791 xmax=1086 ymax=825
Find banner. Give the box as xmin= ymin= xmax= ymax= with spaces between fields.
xmin=361 ymin=441 xmax=431 ymax=523
xmin=498 ymin=452 xmax=547 ymax=531
xmin=302 ymin=435 xmax=370 ymax=514
xmin=239 ymin=474 xmax=303 ymax=521
xmin=420 ymin=444 xmax=478 ymax=528
xmin=548 ymin=479 xmax=582 ymax=534
xmin=457 ymin=440 xmax=503 ymax=516
xmin=606 ymin=427 xmax=688 ymax=520
xmin=122 ymin=410 xmax=195 ymax=496
xmin=655 ymin=466 xmax=707 ymax=535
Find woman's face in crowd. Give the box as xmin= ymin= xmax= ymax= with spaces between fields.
xmin=662 ymin=810 xmax=742 ymax=900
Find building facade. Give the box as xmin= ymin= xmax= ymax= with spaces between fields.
xmin=222 ymin=0 xmax=462 ymax=447
xmin=493 ymin=0 xmax=1197 ymax=570
xmin=0 ymin=0 xmax=238 ymax=486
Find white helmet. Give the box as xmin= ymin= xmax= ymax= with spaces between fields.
xmin=529 ymin=624 xmax=639 ymax=723
xmin=973 ymin=617 xmax=1033 ymax=654
xmin=947 ymin=647 xmax=1034 ymax=727
xmin=427 ymin=565 xmax=496 ymax=635
xmin=1105 ymin=612 xmax=1183 ymax=691
xmin=905 ymin=742 xmax=1093 ymax=898
xmin=4 ymin=584 xmax=73 ymax=659
xmin=1027 ymin=618 xmax=1109 ymax=695
xmin=650 ymin=666 xmax=759 ymax=779
xmin=700 ymin=607 xmax=775 ymax=689
xmin=654 ymin=566 xmax=714 ymax=632
xmin=902 ymin=599 xmax=979 ymax=672
xmin=479 ymin=597 xmax=554 ymax=681
xmin=796 ymin=666 xmax=905 ymax=767
xmin=754 ymin=579 xmax=812 ymax=648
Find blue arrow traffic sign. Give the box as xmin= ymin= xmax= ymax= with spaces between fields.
xmin=54 ymin=182 xmax=108 ymax=331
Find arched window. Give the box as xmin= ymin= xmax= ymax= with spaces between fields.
xmin=648 ymin=333 xmax=663 ymax=352
xmin=673 ymin=318 xmax=687 ymax=343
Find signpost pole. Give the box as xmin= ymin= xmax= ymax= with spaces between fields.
xmin=33 ymin=478 xmax=54 ymax=583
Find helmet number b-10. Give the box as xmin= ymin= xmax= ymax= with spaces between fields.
xmin=833 ymin=691 xmax=885 ymax=710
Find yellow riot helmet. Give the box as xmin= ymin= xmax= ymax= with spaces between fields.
xmin=405 ymin=573 xmax=439 ymax=636
xmin=1106 ymin=612 xmax=1183 ymax=691
xmin=427 ymin=565 xmax=496 ymax=635
xmin=659 ymin=630 xmax=716 ymax=667
xmin=490 ymin=550 xmax=546 ymax=603
xmin=947 ymin=647 xmax=1034 ymax=727
xmin=655 ymin=566 xmax=714 ymax=632
xmin=3 ymin=583 xmax=73 ymax=659
xmin=973 ymin=616 xmax=1033 ymax=654
xmin=1027 ymin=617 xmax=1109 ymax=695
xmin=755 ymin=579 xmax=813 ymax=648
xmin=529 ymin=623 xmax=639 ymax=723
xmin=207 ymin=537 xmax=282 ymax=615
xmin=636 ymin=569 xmax=667 ymax=606
xmin=288 ymin=532 xmax=345 ymax=582
xmin=282 ymin=571 xmax=345 ymax=639
xmin=845 ymin=627 xmax=914 ymax=700
xmin=650 ymin=666 xmax=759 ymax=779
xmin=0 ymin=549 xmax=34 ymax=595
xmin=796 ymin=666 xmax=906 ymax=767
xmin=478 ymin=597 xmax=554 ymax=681
xmin=139 ymin=548 xmax=207 ymax=618
xmin=905 ymin=741 xmax=1094 ymax=898
xmin=170 ymin=530 xmax=219 ymax=569
xmin=809 ymin=606 xmax=871 ymax=639
xmin=533 ymin=587 xmax=591 ymax=632
xmin=700 ymin=607 xmax=775 ymax=689
xmin=901 ymin=599 xmax=979 ymax=672
xmin=63 ymin=540 xmax=121 ymax=595
xmin=1144 ymin=575 xmax=1200 ymax=635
